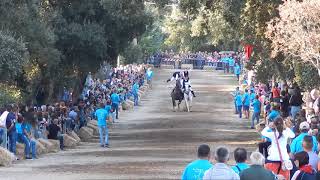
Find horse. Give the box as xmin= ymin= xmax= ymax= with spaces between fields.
xmin=171 ymin=80 xmax=184 ymax=111
xmin=183 ymin=84 xmax=193 ymax=112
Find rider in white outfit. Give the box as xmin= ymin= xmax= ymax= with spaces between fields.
xmin=182 ymin=77 xmax=196 ymax=97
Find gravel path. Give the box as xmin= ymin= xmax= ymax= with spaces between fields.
xmin=0 ymin=69 xmax=259 ymax=180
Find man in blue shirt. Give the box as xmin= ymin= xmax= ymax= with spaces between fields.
xmin=267 ymin=103 xmax=281 ymax=124
xmin=132 ymin=80 xmax=140 ymax=106
xmin=231 ymin=87 xmax=240 ymax=114
xmin=242 ymin=89 xmax=250 ymax=119
xmin=251 ymin=95 xmax=261 ymax=129
xmin=95 ymin=103 xmax=110 ymax=148
xmin=229 ymin=57 xmax=235 ymax=74
xmin=146 ymin=68 xmax=153 ymax=89
xmin=182 ymin=144 xmax=213 ymax=180
xmin=235 ymin=92 xmax=243 ymax=119
xmin=111 ymin=89 xmax=120 ymax=120
xmin=234 ymin=64 xmax=241 ymax=81
xmin=290 ymin=122 xmax=318 ymax=155
xmin=232 ymin=148 xmax=249 ymax=175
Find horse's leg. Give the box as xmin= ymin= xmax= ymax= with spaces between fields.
xmin=172 ymin=96 xmax=176 ymax=112
xmin=184 ymin=94 xmax=190 ymax=112
xmin=178 ymin=100 xmax=181 ymax=111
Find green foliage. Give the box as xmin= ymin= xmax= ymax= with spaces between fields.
xmin=122 ymin=44 xmax=144 ymax=64
xmin=0 ymin=84 xmax=22 ymax=106
xmin=294 ymin=63 xmax=320 ymax=90
xmin=0 ymin=31 xmax=29 ymax=82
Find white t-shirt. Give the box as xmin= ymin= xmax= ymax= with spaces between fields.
xmin=261 ymin=127 xmax=295 ymax=161
xmin=0 ymin=111 xmax=9 ymax=127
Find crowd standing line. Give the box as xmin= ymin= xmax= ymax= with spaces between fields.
xmin=0 ymin=64 xmax=154 ymax=162
xmin=178 ymin=50 xmax=320 ymax=179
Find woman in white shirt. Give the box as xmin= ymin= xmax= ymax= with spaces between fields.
xmin=261 ymin=117 xmax=295 ymax=180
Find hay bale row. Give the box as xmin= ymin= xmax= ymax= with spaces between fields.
xmin=62 ymin=134 xmax=78 ymax=148
xmin=78 ymin=127 xmax=94 ymax=142
xmin=0 ymin=147 xmax=15 ymax=166
xmin=69 ymin=131 xmax=81 ymax=145
xmin=86 ymin=123 xmax=99 ymax=136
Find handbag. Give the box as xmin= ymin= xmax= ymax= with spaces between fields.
xmin=274 ymin=131 xmax=293 ymax=172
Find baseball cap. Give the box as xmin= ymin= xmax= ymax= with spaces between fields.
xmin=299 ymin=121 xmax=310 ymax=130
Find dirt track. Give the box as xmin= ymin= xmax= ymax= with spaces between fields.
xmin=0 ymin=69 xmax=259 ymax=180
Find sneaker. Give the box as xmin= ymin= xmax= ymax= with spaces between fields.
xmin=26 ymin=157 xmax=33 ymax=160
xmin=250 ymin=127 xmax=254 ymax=129
xmin=105 ymin=144 xmax=110 ymax=148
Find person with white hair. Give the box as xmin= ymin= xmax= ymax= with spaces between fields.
xmin=240 ymin=152 xmax=277 ymax=180
xmin=203 ymin=147 xmax=240 ymax=180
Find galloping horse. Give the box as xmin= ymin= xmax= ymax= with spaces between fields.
xmin=183 ymin=83 xmax=193 ymax=112
xmin=171 ymin=80 xmax=184 ymax=111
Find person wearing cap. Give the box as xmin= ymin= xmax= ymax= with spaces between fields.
xmin=290 ymin=121 xmax=318 ymax=155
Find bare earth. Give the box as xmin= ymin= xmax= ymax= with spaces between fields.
xmin=0 ymin=69 xmax=259 ymax=180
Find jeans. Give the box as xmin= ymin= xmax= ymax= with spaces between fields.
xmin=58 ymin=135 xmax=64 ymax=150
xmin=291 ymin=106 xmax=301 ymax=120
xmin=8 ymin=131 xmax=17 ymax=154
xmin=17 ymin=133 xmax=30 ymax=158
xmin=237 ymin=106 xmax=242 ymax=118
xmin=133 ymin=94 xmax=139 ymax=106
xmin=30 ymin=140 xmax=36 ymax=158
xmin=234 ymin=101 xmax=238 ymax=114
xmin=0 ymin=127 xmax=7 ymax=149
xmin=112 ymin=103 xmax=119 ymax=119
xmin=98 ymin=125 xmax=108 ymax=146
xmin=251 ymin=111 xmax=260 ymax=128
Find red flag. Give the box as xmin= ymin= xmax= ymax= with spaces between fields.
xmin=244 ymin=44 xmax=253 ymax=60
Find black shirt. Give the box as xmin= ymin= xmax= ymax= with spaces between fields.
xmin=47 ymin=124 xmax=61 ymax=140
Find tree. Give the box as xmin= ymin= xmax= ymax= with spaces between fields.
xmin=266 ymin=0 xmax=320 ymax=77
xmin=0 ymin=31 xmax=29 ymax=83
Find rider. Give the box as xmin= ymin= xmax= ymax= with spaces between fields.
xmin=167 ymin=70 xmax=182 ymax=83
xmin=182 ymin=76 xmax=196 ymax=97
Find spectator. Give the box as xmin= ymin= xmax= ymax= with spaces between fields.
xmin=266 ymin=103 xmax=281 ymax=124
xmin=47 ymin=119 xmax=64 ymax=150
xmin=231 ymin=87 xmax=240 ymax=114
xmin=181 ymin=144 xmax=213 ymax=180
xmin=289 ymin=86 xmax=303 ymax=120
xmin=110 ymin=89 xmax=120 ymax=120
xmin=302 ymin=135 xmax=319 ymax=171
xmin=258 ymin=123 xmax=272 ymax=158
xmin=235 ymin=92 xmax=243 ymax=119
xmin=68 ymin=107 xmax=78 ymax=132
xmin=203 ymin=147 xmax=240 ymax=180
xmin=271 ymin=83 xmax=281 ymax=103
xmin=231 ymin=148 xmax=249 ymax=175
xmin=280 ymin=90 xmax=290 ymax=118
xmin=132 ymin=80 xmax=140 ymax=106
xmin=16 ymin=115 xmax=35 ymax=159
xmin=0 ymin=107 xmax=9 ymax=148
xmin=251 ymin=95 xmax=261 ymax=129
xmin=22 ymin=118 xmax=37 ymax=159
xmin=146 ymin=68 xmax=153 ymax=89
xmin=95 ymin=103 xmax=110 ymax=148
xmin=242 ymin=89 xmax=250 ymax=119
xmin=291 ymin=151 xmax=317 ymax=180
xmin=290 ymin=122 xmax=318 ymax=155
xmin=240 ymin=152 xmax=277 ymax=180
xmin=262 ymin=117 xmax=295 ymax=180
xmin=6 ymin=105 xmax=17 ymax=155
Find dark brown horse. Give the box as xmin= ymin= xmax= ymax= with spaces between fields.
xmin=171 ymin=80 xmax=184 ymax=111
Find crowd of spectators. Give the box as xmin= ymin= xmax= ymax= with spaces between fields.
xmin=0 ymin=64 xmax=153 ymax=160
